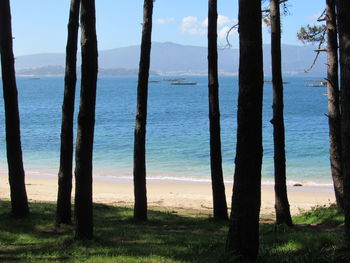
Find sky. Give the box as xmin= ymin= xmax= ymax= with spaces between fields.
xmin=10 ymin=0 xmax=326 ymax=56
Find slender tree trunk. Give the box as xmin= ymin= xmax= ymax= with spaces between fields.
xmin=326 ymin=0 xmax=343 ymax=210
xmin=225 ymin=0 xmax=263 ymax=260
xmin=336 ymin=0 xmax=350 ymax=239
xmin=133 ymin=0 xmax=153 ymax=221
xmin=74 ymin=0 xmax=98 ymax=240
xmin=56 ymin=0 xmax=81 ymax=226
xmin=0 ymin=0 xmax=29 ymax=218
xmin=207 ymin=0 xmax=228 ymax=220
xmin=270 ymin=0 xmax=293 ymax=226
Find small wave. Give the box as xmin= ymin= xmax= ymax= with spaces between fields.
xmin=90 ymin=173 xmax=333 ymax=187
xmin=20 ymin=167 xmax=334 ymax=188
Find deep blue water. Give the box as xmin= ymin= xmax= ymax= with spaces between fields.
xmin=0 ymin=76 xmax=331 ymax=184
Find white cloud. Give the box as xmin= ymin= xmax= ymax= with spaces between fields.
xmin=218 ymin=26 xmax=231 ymax=39
xmin=155 ymin=17 xmax=175 ymax=25
xmin=180 ymin=15 xmax=236 ymax=38
xmin=200 ymin=15 xmax=231 ymax=28
xmin=201 ymin=18 xmax=208 ymax=27
xmin=217 ymin=15 xmax=231 ymax=26
xmin=180 ymin=16 xmax=206 ymax=35
xmin=218 ymin=18 xmax=237 ymax=39
xmin=182 ymin=16 xmax=198 ymax=27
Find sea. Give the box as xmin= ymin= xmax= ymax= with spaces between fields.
xmin=0 ymin=76 xmax=332 ymax=186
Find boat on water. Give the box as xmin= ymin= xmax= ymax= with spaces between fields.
xmin=304 ymin=81 xmax=327 ymax=87
xmin=305 ymin=79 xmax=324 ymax=82
xmin=171 ymin=82 xmax=197 ymax=86
xmin=264 ymin=80 xmax=290 ymax=84
xmin=162 ymin=78 xmax=186 ymax=82
xmin=305 ymin=84 xmax=326 ymax=87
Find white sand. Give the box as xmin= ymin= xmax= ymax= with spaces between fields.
xmin=0 ymin=174 xmax=335 ymax=216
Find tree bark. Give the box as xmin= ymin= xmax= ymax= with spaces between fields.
xmin=74 ymin=0 xmax=98 ymax=240
xmin=336 ymin=0 xmax=350 ymax=239
xmin=326 ymin=0 xmax=343 ymax=210
xmin=270 ymin=0 xmax=293 ymax=226
xmin=207 ymin=0 xmax=228 ymax=220
xmin=226 ymin=0 xmax=263 ymax=260
xmin=0 ymin=0 xmax=29 ymax=218
xmin=133 ymin=0 xmax=153 ymax=221
xmin=56 ymin=0 xmax=81 ymax=226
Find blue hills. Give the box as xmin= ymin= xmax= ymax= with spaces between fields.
xmin=14 ymin=42 xmax=326 ymax=77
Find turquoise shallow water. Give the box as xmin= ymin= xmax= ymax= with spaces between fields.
xmin=0 ymin=76 xmax=331 ymax=185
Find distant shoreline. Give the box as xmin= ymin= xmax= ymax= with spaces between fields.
xmin=0 ymin=167 xmax=334 ymax=189
xmin=12 ymin=42 xmax=327 ymax=77
xmin=0 ymin=163 xmax=331 ymax=187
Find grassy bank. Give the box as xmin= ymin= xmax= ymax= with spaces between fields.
xmin=0 ymin=200 xmax=349 ymax=262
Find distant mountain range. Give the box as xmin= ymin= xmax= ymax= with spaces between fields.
xmin=15 ymin=65 xmax=159 ymax=76
xmin=14 ymin=42 xmax=326 ymax=77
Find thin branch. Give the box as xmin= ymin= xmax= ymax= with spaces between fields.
xmin=304 ymin=29 xmax=326 ymax=73
xmin=314 ymin=48 xmax=327 ymax=52
xmin=224 ymin=23 xmax=238 ymax=48
xmin=305 ymin=30 xmax=325 ymax=40
xmin=317 ymin=8 xmax=327 ymax=22
xmin=224 ymin=0 xmax=289 ymax=49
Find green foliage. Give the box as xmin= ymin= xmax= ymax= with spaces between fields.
xmin=0 ymin=201 xmax=227 ymax=263
xmin=294 ymin=203 xmax=344 ymax=226
xmin=257 ymin=204 xmax=347 ymax=263
xmin=262 ymin=0 xmax=291 ymax=28
xmin=0 ymin=201 xmax=349 ymax=262
xmin=297 ymin=24 xmax=326 ymax=44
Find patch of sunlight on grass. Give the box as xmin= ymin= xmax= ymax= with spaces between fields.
xmin=82 ymin=255 xmax=181 ymax=263
xmin=294 ymin=204 xmax=344 ymax=226
xmin=272 ymin=240 xmax=302 ymax=253
xmin=1 ymin=200 xmax=349 ymax=263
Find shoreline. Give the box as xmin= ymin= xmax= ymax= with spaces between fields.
xmin=0 ymin=166 xmax=334 ymax=187
xmin=0 ymin=173 xmax=335 ymax=216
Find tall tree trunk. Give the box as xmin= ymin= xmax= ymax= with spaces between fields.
xmin=326 ymin=0 xmax=343 ymax=210
xmin=133 ymin=0 xmax=153 ymax=221
xmin=225 ymin=0 xmax=263 ymax=260
xmin=207 ymin=0 xmax=228 ymax=220
xmin=336 ymin=0 xmax=350 ymax=239
xmin=0 ymin=0 xmax=29 ymax=218
xmin=270 ymin=0 xmax=293 ymax=226
xmin=56 ymin=0 xmax=81 ymax=226
xmin=74 ymin=0 xmax=98 ymax=240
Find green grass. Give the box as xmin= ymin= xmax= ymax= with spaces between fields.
xmin=0 ymin=200 xmax=349 ymax=262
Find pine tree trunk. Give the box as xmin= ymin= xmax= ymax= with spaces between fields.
xmin=208 ymin=0 xmax=228 ymax=220
xmin=56 ymin=0 xmax=81 ymax=226
xmin=133 ymin=0 xmax=153 ymax=221
xmin=326 ymin=0 xmax=343 ymax=210
xmin=226 ymin=0 xmax=263 ymax=259
xmin=74 ymin=0 xmax=98 ymax=240
xmin=0 ymin=0 xmax=29 ymax=218
xmin=336 ymin=0 xmax=350 ymax=239
xmin=270 ymin=0 xmax=293 ymax=226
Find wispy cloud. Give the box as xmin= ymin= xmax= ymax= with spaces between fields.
xmin=155 ymin=17 xmax=175 ymax=25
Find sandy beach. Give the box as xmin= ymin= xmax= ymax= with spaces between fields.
xmin=0 ymin=174 xmax=335 ymax=216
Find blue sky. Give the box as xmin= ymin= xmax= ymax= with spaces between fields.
xmin=10 ymin=0 xmax=325 ymax=56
